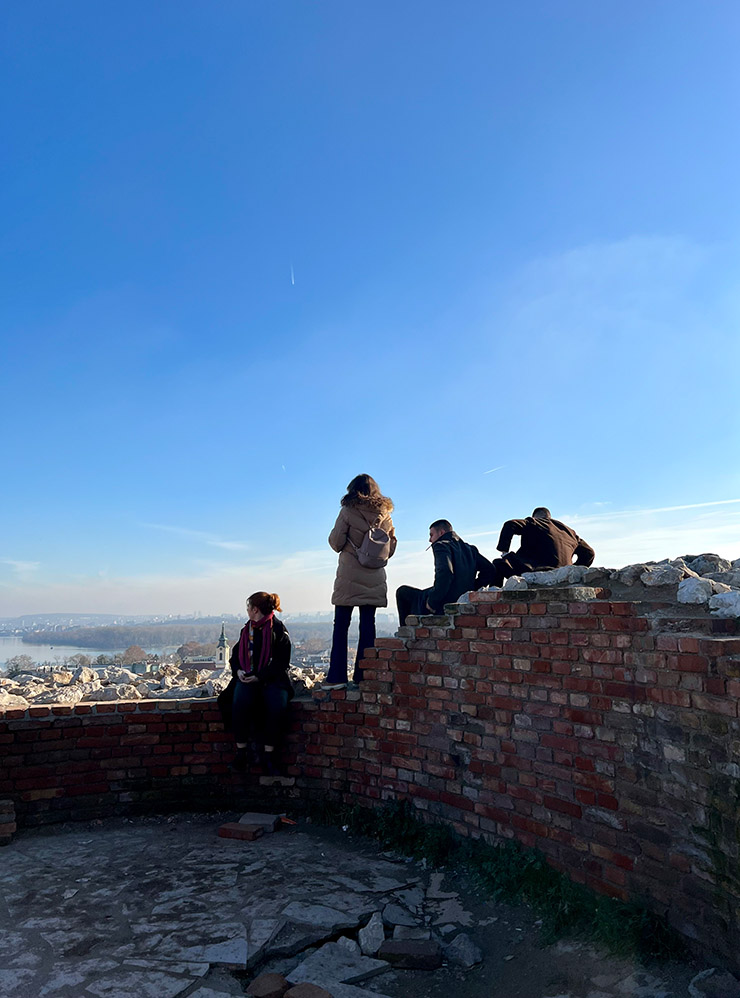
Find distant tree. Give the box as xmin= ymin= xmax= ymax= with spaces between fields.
xmin=67 ymin=653 xmax=91 ymax=670
xmin=177 ymin=641 xmax=200 ymax=662
xmin=5 ymin=654 xmax=35 ymax=678
xmin=175 ymin=641 xmax=215 ymax=662
xmin=122 ymin=645 xmax=147 ymax=666
xmin=95 ymin=653 xmax=113 ymax=666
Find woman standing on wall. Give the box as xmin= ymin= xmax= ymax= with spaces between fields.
xmin=323 ymin=474 xmax=397 ymax=690
xmin=228 ymin=591 xmax=293 ymax=775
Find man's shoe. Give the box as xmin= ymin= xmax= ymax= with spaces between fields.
xmin=230 ymin=748 xmax=248 ymax=773
xmin=321 ymin=682 xmax=347 ymax=690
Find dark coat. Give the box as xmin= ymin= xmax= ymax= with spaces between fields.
xmin=426 ymin=531 xmax=491 ymax=613
xmin=218 ymin=617 xmax=293 ymax=731
xmin=497 ymin=516 xmax=594 ymax=571
xmin=229 ymin=617 xmax=293 ymax=690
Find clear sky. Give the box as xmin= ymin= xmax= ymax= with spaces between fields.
xmin=2 ymin=1 xmax=739 ymax=617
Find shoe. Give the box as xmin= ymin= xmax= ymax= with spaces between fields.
xmin=321 ymin=682 xmax=347 ymax=690
xmin=230 ymin=748 xmax=248 ymax=773
xmin=264 ymin=755 xmax=282 ymax=777
xmin=259 ymin=748 xmax=282 ymax=777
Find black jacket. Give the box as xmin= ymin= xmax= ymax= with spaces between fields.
xmin=229 ymin=617 xmax=293 ymax=694
xmin=497 ymin=516 xmax=594 ymax=571
xmin=218 ymin=617 xmax=293 ymax=731
xmin=426 ymin=531 xmax=491 ymax=613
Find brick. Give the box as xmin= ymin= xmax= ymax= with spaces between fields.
xmin=247 ymin=972 xmax=290 ymax=997
xmin=284 ymin=985 xmax=333 ymax=998
xmin=378 ymin=939 xmax=442 ymax=969
xmin=544 ymin=796 xmax=582 ymax=818
xmin=218 ymin=823 xmax=265 ymax=842
xmin=691 ymin=694 xmax=737 ymax=717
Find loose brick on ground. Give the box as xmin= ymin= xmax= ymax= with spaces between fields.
xmin=246 ymin=971 xmax=290 ymax=997
xmin=377 ymin=939 xmax=442 ymax=969
xmin=218 ymin=822 xmax=264 ymax=842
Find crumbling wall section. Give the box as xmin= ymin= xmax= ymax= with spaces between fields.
xmin=2 ymin=588 xmax=740 ymax=965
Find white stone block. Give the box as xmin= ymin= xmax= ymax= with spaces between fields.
xmin=677 ymin=577 xmax=713 ymax=604
xmin=709 ymin=591 xmax=740 ymax=617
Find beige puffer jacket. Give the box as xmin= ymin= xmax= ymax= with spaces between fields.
xmin=329 ymin=502 xmax=397 ymax=607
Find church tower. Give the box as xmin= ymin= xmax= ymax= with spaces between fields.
xmin=216 ymin=623 xmax=229 ymax=667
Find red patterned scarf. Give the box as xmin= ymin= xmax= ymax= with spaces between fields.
xmin=237 ymin=612 xmax=274 ymax=675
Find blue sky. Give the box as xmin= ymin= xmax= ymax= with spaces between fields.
xmin=2 ymin=1 xmax=739 ymax=616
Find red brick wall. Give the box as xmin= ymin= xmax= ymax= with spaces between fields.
xmin=2 ymin=588 xmax=740 ymax=964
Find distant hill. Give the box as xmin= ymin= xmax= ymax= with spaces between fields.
xmin=22 ymin=617 xmax=394 ymax=650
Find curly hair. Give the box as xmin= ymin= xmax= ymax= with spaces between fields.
xmin=340 ymin=474 xmax=393 ymax=513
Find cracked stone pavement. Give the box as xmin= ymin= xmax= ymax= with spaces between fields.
xmin=0 ymin=814 xmax=723 ymax=998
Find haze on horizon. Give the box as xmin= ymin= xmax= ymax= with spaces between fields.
xmin=2 ymin=2 xmax=739 ymax=620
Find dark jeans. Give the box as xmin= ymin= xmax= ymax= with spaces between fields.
xmin=326 ymin=605 xmax=376 ymax=684
xmin=486 ymin=553 xmax=534 ymax=588
xmin=231 ymin=680 xmax=289 ymax=748
xmin=396 ymin=585 xmax=430 ymax=627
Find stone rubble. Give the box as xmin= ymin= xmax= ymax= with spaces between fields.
xmin=0 ymin=658 xmax=329 ymax=710
xmin=442 ymin=932 xmax=483 ymax=968
xmin=708 ymin=590 xmax=740 ymax=618
xmin=477 ymin=552 xmax=740 ymax=617
xmin=358 ymin=913 xmax=386 ymax=956
xmin=286 ymin=943 xmax=389 ymax=987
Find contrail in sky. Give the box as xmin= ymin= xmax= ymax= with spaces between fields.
xmin=483 ymin=466 xmax=505 ymax=475
xmin=290 ymin=263 xmax=295 ymax=286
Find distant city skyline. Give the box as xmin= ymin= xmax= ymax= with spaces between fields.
xmin=2 ymin=2 xmax=739 ymax=617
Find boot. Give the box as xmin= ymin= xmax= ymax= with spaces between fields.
xmin=230 ymin=746 xmax=248 ymax=773
xmin=261 ymin=747 xmax=282 ymax=777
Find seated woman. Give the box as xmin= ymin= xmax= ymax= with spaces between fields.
xmin=229 ymin=591 xmax=293 ymax=775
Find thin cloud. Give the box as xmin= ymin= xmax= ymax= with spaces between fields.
xmin=1 ymin=559 xmax=40 ymax=574
xmin=466 ymin=499 xmax=740 ymax=544
xmin=483 ymin=466 xmax=505 ymax=475
xmin=570 ymin=498 xmax=740 ymax=524
xmin=140 ymin=522 xmax=250 ymax=552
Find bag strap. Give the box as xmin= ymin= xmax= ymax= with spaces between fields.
xmin=348 ymin=513 xmax=384 ymax=554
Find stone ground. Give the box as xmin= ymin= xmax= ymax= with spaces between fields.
xmin=0 ymin=813 xmax=732 ymax=998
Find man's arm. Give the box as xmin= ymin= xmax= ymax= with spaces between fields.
xmin=474 ymin=546 xmax=493 ymax=586
xmin=574 ymin=538 xmax=595 ymax=566
xmin=425 ymin=543 xmax=454 ymax=613
xmin=497 ymin=519 xmax=526 ymax=554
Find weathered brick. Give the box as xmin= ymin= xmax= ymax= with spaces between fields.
xmin=247 ymin=972 xmax=290 ymax=997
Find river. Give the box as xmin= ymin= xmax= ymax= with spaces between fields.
xmin=0 ymin=636 xmax=172 ymax=670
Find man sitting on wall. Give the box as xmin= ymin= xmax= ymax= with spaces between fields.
xmin=483 ymin=507 xmax=595 ymax=588
xmin=396 ymin=520 xmax=492 ymax=626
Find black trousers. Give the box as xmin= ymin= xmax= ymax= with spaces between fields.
xmin=486 ymin=553 xmax=535 ymax=587
xmin=231 ymin=680 xmax=289 ymax=748
xmin=396 ymin=585 xmax=430 ymax=627
xmin=327 ymin=604 xmax=376 ymax=684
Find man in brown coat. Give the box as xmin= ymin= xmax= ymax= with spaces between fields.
xmin=483 ymin=507 xmax=595 ymax=588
